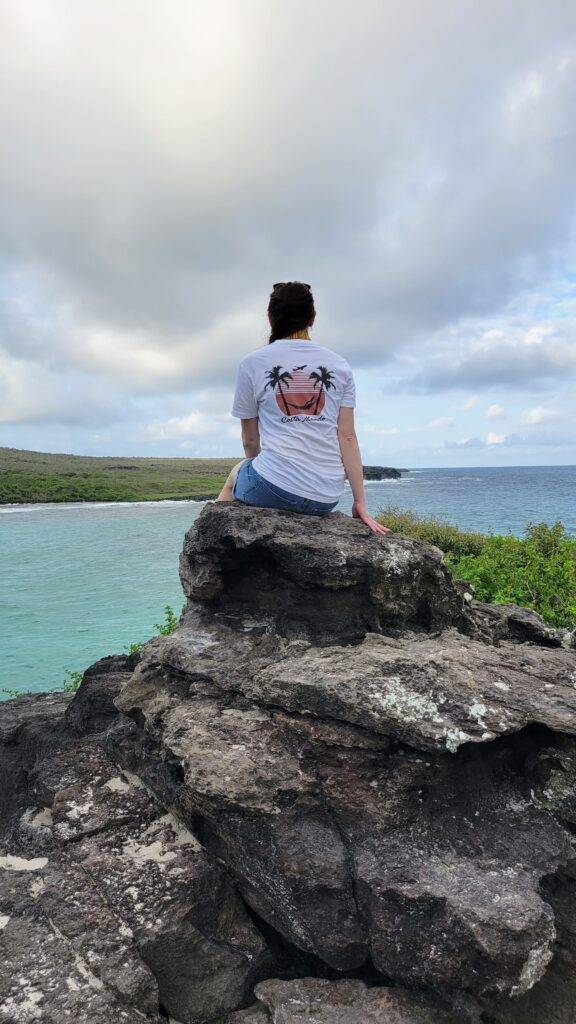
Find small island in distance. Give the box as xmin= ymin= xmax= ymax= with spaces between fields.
xmin=363 ymin=465 xmax=405 ymax=480
xmin=0 ymin=447 xmax=406 ymax=504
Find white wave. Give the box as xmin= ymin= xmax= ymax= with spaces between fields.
xmin=0 ymin=498 xmax=207 ymax=515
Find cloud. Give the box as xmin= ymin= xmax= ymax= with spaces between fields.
xmin=427 ymin=416 xmax=455 ymax=428
xmin=1 ymin=1 xmax=576 ymax=465
xmin=446 ymin=436 xmax=480 ymax=449
xmin=443 ymin=427 xmax=575 ymax=453
xmin=402 ymin=321 xmax=576 ymax=394
xmin=0 ymin=352 xmax=128 ymax=426
xmin=447 ymin=431 xmax=506 ymax=449
xmin=143 ymin=410 xmax=235 ymax=442
xmin=363 ymin=425 xmax=400 ymax=437
xmin=485 ymin=404 xmax=505 ymax=420
xmin=521 ymin=405 xmax=560 ymax=425
xmin=460 ymin=396 xmax=479 ymax=411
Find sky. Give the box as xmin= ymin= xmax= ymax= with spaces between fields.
xmin=1 ymin=1 xmax=576 ymax=468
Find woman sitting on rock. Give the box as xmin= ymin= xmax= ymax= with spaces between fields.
xmin=217 ymin=281 xmax=388 ymax=536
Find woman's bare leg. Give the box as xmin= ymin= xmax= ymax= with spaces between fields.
xmin=216 ymin=460 xmax=245 ymax=501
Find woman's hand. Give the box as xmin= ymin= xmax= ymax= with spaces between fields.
xmin=352 ymin=500 xmax=391 ymax=535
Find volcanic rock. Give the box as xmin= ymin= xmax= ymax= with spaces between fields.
xmin=4 ymin=501 xmax=576 ymax=1023
xmin=0 ymin=683 xmax=271 ymax=1023
xmin=179 ymin=502 xmax=473 ymax=644
xmin=64 ymin=652 xmax=138 ymax=735
xmin=227 ymin=977 xmax=462 ymax=1023
xmin=111 ymin=503 xmax=576 ymax=1016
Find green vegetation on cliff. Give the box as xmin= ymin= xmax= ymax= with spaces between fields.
xmin=0 ymin=447 xmax=237 ymax=503
xmin=379 ymin=506 xmax=576 ymax=629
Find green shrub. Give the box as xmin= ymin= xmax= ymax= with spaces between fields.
xmin=154 ymin=605 xmax=179 ymax=636
xmin=448 ymin=522 xmax=576 ymax=628
xmin=379 ymin=505 xmax=486 ymax=557
xmin=379 ymin=508 xmax=576 ymax=629
xmin=62 ymin=669 xmax=84 ymax=692
xmin=123 ymin=604 xmax=179 ymax=654
xmin=124 ymin=641 xmax=143 ymax=655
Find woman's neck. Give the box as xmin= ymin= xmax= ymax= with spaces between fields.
xmin=284 ymin=329 xmax=310 ymax=340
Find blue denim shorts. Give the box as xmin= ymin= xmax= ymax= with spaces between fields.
xmin=233 ymin=458 xmax=338 ymax=516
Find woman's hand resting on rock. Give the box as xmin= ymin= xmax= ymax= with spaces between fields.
xmin=352 ymin=501 xmax=391 ymax=535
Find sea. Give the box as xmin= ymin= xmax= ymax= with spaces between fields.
xmin=1 ymin=465 xmax=574 ymax=696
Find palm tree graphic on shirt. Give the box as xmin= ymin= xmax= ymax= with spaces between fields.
xmin=309 ymin=366 xmax=336 ymax=414
xmin=265 ymin=363 xmax=335 ymax=416
xmin=264 ymin=365 xmax=293 ymax=415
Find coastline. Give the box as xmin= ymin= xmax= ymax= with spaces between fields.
xmin=0 ymin=479 xmax=408 ymax=509
xmin=0 ymin=447 xmax=411 ymax=505
xmin=0 ymin=493 xmax=218 ymax=509
xmin=0 ymin=495 xmax=213 ymax=512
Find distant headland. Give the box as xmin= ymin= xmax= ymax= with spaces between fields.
xmin=0 ymin=447 xmax=405 ymax=504
xmin=362 ymin=465 xmax=404 ymax=480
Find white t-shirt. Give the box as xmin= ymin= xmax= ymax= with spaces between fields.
xmin=231 ymin=338 xmax=356 ymax=502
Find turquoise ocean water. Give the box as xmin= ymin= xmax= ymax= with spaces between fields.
xmin=1 ymin=465 xmax=574 ymax=695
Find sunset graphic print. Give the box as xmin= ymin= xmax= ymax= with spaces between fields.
xmin=264 ymin=364 xmax=336 ymax=417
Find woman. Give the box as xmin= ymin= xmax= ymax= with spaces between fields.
xmin=217 ymin=281 xmax=389 ymax=536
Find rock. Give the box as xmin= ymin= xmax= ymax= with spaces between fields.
xmin=179 ymin=502 xmax=472 ymax=644
xmin=115 ymin=663 xmax=366 ymax=971
xmin=0 ymin=691 xmax=73 ymax=831
xmin=480 ymin=864 xmax=576 ymax=1024
xmin=114 ymin=644 xmax=574 ymax=996
xmin=227 ymin=1005 xmax=272 ymax=1024
xmin=0 ymin=853 xmax=158 ymax=1023
xmin=471 ymin=601 xmax=565 ymax=647
xmin=118 ymin=623 xmax=576 ymax=755
xmin=227 ymin=977 xmax=461 ymax=1023
xmin=64 ymin=653 xmax=138 ymax=735
xmin=113 ymin=504 xmax=576 ymax=1014
xmin=5 ymin=502 xmax=576 ymax=1022
xmin=562 ymin=628 xmax=576 ymax=650
xmin=241 ymin=629 xmax=576 ymax=752
xmin=59 ymin=759 xmax=271 ymax=1022
xmin=362 ymin=465 xmax=402 ymax=480
xmin=0 ymin=677 xmax=272 ymax=1024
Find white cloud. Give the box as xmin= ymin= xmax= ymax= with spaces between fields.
xmin=521 ymin=405 xmax=559 ymax=425
xmin=460 ymin=396 xmax=479 ymax=411
xmin=403 ymin=319 xmax=576 ymax=394
xmin=363 ymin=425 xmax=400 ymax=437
xmin=486 ymin=431 xmax=506 ymax=445
xmin=485 ymin=403 xmax=505 ymax=420
xmin=143 ymin=410 xmax=234 ymax=442
xmin=427 ymin=416 xmax=455 ymax=428
xmin=0 ymin=352 xmax=127 ymax=426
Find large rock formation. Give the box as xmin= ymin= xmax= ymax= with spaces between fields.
xmin=2 ymin=502 xmax=576 ymax=1022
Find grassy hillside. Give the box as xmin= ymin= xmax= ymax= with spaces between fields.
xmin=0 ymin=447 xmax=238 ymax=503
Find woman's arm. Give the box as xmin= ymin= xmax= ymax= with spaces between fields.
xmin=337 ymin=407 xmax=390 ymax=536
xmin=241 ymin=417 xmax=261 ymax=458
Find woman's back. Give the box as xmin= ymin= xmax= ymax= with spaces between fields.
xmin=232 ymin=335 xmax=355 ymax=503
